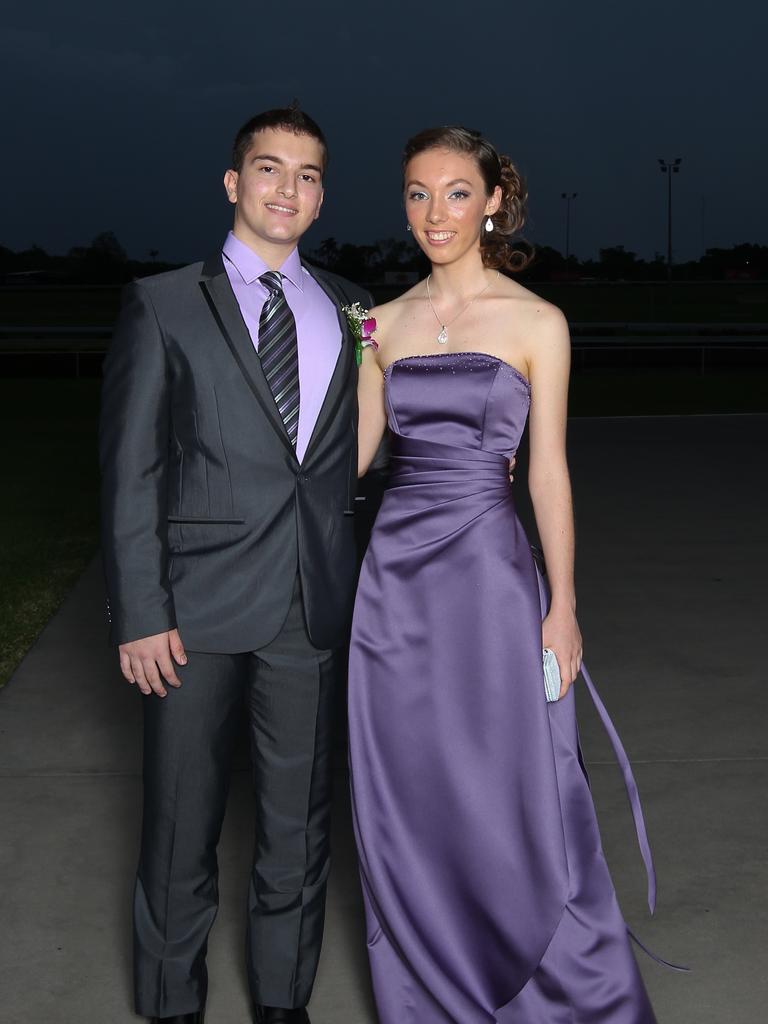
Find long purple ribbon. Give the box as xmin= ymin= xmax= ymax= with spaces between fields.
xmin=579 ymin=662 xmax=657 ymax=915
xmin=579 ymin=663 xmax=690 ymax=971
xmin=535 ymin=557 xmax=688 ymax=970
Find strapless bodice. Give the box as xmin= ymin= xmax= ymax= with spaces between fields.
xmin=384 ymin=351 xmax=531 ymax=459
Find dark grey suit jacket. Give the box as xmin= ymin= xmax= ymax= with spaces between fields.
xmin=99 ymin=252 xmax=372 ymax=652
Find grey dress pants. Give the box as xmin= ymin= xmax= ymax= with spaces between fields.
xmin=133 ymin=578 xmax=338 ymax=1017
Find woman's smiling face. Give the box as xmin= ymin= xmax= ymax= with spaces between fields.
xmin=404 ymin=148 xmax=500 ymax=265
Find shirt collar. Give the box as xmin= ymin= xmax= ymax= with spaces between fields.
xmin=222 ymin=231 xmax=305 ymax=292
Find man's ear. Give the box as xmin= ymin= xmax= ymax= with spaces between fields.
xmin=314 ymin=187 xmax=325 ymax=222
xmin=223 ymin=169 xmax=239 ymax=205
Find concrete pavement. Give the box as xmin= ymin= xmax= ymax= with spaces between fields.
xmin=1 ymin=414 xmax=766 ymax=1023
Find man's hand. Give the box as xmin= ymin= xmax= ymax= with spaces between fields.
xmin=118 ymin=629 xmax=187 ymax=697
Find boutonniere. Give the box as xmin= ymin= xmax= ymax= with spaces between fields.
xmin=342 ymin=302 xmax=378 ymax=366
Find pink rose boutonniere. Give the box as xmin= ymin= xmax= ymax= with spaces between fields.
xmin=342 ymin=302 xmax=379 ymax=366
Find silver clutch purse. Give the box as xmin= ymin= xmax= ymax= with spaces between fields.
xmin=542 ymin=647 xmax=562 ymax=702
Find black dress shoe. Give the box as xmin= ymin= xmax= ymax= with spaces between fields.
xmin=149 ymin=1013 xmax=204 ymax=1024
xmin=253 ymin=1007 xmax=310 ymax=1024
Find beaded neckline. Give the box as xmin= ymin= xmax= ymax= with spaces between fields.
xmin=383 ymin=351 xmax=531 ymax=391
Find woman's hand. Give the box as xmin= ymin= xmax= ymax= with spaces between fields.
xmin=542 ymin=605 xmax=583 ymax=699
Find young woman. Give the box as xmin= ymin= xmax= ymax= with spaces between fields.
xmin=349 ymin=126 xmax=658 ymax=1023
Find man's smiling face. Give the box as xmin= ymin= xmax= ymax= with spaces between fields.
xmin=224 ymin=128 xmax=325 ymax=255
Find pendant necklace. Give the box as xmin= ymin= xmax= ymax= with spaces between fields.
xmin=426 ymin=271 xmax=498 ymax=345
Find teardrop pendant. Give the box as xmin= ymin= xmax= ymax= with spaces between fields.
xmin=437 ymin=326 xmax=448 ymax=345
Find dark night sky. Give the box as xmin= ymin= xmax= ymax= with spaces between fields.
xmin=2 ymin=0 xmax=766 ymax=263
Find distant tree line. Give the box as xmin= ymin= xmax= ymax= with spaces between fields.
xmin=0 ymin=232 xmax=177 ymax=286
xmin=306 ymin=239 xmax=768 ymax=283
xmin=529 ymin=243 xmax=768 ymax=283
xmin=2 ymin=232 xmax=767 ymax=285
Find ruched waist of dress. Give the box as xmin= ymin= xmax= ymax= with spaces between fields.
xmin=387 ymin=432 xmax=513 ymax=488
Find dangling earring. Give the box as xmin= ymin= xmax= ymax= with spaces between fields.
xmin=406 ymin=224 xmax=412 ymax=232
xmin=485 ymin=216 xmax=494 ymax=232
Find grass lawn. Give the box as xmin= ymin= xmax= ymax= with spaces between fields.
xmin=0 ymin=367 xmax=765 ymax=688
xmin=0 ymin=287 xmax=122 ymax=327
xmin=0 ymin=378 xmax=101 ymax=687
xmin=569 ymin=367 xmax=768 ymax=416
xmin=532 ymin=281 xmax=768 ymax=324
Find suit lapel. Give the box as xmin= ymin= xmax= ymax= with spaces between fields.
xmin=301 ymin=261 xmax=356 ymax=464
xmin=199 ymin=253 xmax=298 ymax=463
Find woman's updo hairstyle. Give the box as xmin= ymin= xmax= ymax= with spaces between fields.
xmin=402 ymin=125 xmax=532 ymax=273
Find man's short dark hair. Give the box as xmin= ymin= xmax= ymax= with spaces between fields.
xmin=231 ymin=104 xmax=328 ymax=174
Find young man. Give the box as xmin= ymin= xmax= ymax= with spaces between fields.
xmin=100 ymin=106 xmax=371 ymax=1024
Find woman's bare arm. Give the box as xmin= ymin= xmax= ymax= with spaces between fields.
xmin=357 ymin=330 xmax=387 ymax=477
xmin=526 ymin=304 xmax=583 ymax=693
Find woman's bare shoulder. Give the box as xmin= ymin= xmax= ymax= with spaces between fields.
xmin=370 ymin=280 xmax=425 ymax=323
xmin=368 ymin=282 xmax=426 ymax=367
xmin=497 ymin=276 xmax=568 ymax=341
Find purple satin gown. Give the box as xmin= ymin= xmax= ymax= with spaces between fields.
xmin=348 ymin=352 xmax=657 ymax=1023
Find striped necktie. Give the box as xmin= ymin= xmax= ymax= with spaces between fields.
xmin=258 ymin=270 xmax=300 ymax=447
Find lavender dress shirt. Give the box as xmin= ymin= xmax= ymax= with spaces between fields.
xmin=222 ymin=231 xmax=342 ymax=463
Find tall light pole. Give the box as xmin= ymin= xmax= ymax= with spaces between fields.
xmin=658 ymin=158 xmax=682 ymax=281
xmin=561 ymin=192 xmax=578 ymax=262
